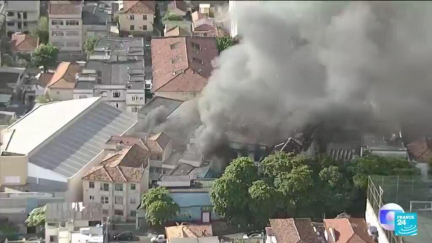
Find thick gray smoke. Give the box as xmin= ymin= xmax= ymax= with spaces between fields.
xmin=136 ymin=106 xmax=169 ymax=133
xmin=196 ymin=1 xmax=432 ymax=155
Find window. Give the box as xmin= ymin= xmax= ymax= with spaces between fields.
xmin=130 ymin=25 xmax=135 ymax=31
xmin=129 ymin=15 xmax=134 ymax=20
xmin=52 ymin=41 xmax=64 ymax=47
xmin=89 ymin=181 xmax=94 ymax=188
xmin=6 ymin=22 xmax=14 ymax=27
xmin=193 ymin=57 xmax=203 ymax=64
xmin=157 ymin=155 xmax=162 ymax=160
xmin=66 ymin=31 xmax=79 ymax=36
xmin=131 ymin=183 xmax=136 ymax=190
xmin=17 ymin=23 xmax=21 ymax=29
xmin=17 ymin=12 xmax=21 ymax=19
xmin=52 ymin=20 xmax=63 ymax=25
xmin=115 ymin=183 xmax=123 ymax=191
xmin=100 ymin=183 xmax=109 ymax=191
xmin=203 ymin=33 xmax=208 ymax=37
xmin=114 ymin=210 xmax=123 ymax=216
xmin=7 ymin=12 xmax=14 ymax=17
xmin=113 ymin=91 xmax=121 ymax=98
xmin=23 ymin=12 xmax=27 ymax=20
xmin=103 ymin=210 xmax=109 ymax=215
xmin=130 ymin=210 xmax=136 ymax=217
xmin=191 ymin=42 xmax=201 ymax=50
xmin=89 ymin=195 xmax=94 ymax=201
xmin=131 ymin=95 xmax=139 ymax=101
xmin=170 ymin=42 xmax=180 ymax=50
xmin=143 ymin=15 xmax=147 ymax=20
xmin=79 ymin=95 xmax=87 ymax=99
xmin=66 ymin=20 xmax=79 ymax=26
xmin=23 ymin=22 xmax=28 ymax=28
xmin=66 ymin=42 xmax=80 ymax=47
xmin=130 ymin=197 xmax=136 ymax=204
xmin=101 ymin=196 xmax=109 ymax=204
xmin=50 ymin=236 xmax=57 ymax=242
xmin=52 ymin=31 xmax=64 ymax=37
xmin=115 ymin=196 xmax=123 ymax=205
xmin=131 ymin=106 xmax=139 ymax=113
xmin=171 ymin=57 xmax=180 ymax=64
xmin=115 ymin=103 xmax=119 ymax=108
xmin=143 ymin=25 xmax=147 ymax=31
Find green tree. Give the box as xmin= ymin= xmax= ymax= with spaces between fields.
xmin=248 ymin=180 xmax=279 ymax=225
xmin=216 ymin=36 xmax=239 ymax=53
xmin=32 ymin=43 xmax=59 ymax=73
xmin=162 ymin=12 xmax=183 ymax=22
xmin=210 ymin=157 xmax=259 ymax=226
xmin=141 ymin=187 xmax=179 ymax=226
xmin=25 ymin=205 xmax=46 ymax=227
xmin=31 ymin=16 xmax=49 ymax=44
xmin=350 ymin=155 xmax=418 ymax=190
xmin=85 ymin=36 xmax=99 ymax=55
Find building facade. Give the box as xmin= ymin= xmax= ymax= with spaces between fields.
xmin=82 ymin=145 xmax=150 ymax=222
xmin=5 ymin=1 xmax=40 ymax=37
xmin=118 ymin=1 xmax=155 ymax=35
xmin=48 ymin=1 xmax=83 ymax=52
xmin=73 ymin=37 xmax=150 ymax=114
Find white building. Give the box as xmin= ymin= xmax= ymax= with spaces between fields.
xmin=73 ymin=37 xmax=150 ymax=115
xmin=48 ymin=1 xmax=83 ymax=52
xmin=5 ymin=1 xmax=40 ymax=37
xmin=0 ymin=97 xmax=137 ymax=201
xmin=45 ymin=202 xmax=103 ymax=243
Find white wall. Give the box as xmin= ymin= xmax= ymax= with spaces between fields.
xmin=47 ymin=88 xmax=74 ymax=101
xmin=119 ymin=13 xmax=154 ymax=33
xmin=73 ymin=90 xmax=94 ymax=100
xmin=27 ymin=162 xmax=68 ymax=183
xmin=365 ymin=200 xmax=390 ymax=243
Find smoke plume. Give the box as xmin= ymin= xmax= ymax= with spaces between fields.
xmin=195 ymin=1 xmax=432 ymax=154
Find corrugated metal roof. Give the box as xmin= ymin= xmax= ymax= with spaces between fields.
xmin=28 ymin=101 xmax=136 ymax=178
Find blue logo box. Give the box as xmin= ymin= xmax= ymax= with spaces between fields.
xmin=395 ymin=212 xmax=418 ymax=236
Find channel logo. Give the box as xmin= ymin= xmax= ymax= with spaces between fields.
xmin=379 ymin=203 xmax=405 ymax=231
xmin=395 ymin=212 xmax=418 ymax=236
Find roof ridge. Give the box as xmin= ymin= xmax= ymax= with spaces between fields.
xmin=117 ymin=166 xmax=128 ymax=182
xmin=291 ymin=218 xmax=302 ymax=243
xmin=48 ymin=62 xmax=72 ymax=87
xmin=102 ymin=166 xmax=113 ymax=182
xmin=154 ymin=67 xmax=191 ymax=92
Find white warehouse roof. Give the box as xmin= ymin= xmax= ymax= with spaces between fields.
xmin=2 ymin=97 xmax=137 ymax=178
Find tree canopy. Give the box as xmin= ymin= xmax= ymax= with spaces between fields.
xmin=141 ymin=187 xmax=179 ymax=226
xmin=25 ymin=205 xmax=46 ymax=227
xmin=32 ymin=43 xmax=59 ymax=73
xmin=216 ymin=36 xmax=239 ymax=53
xmin=85 ymin=36 xmax=99 ymax=55
xmin=162 ymin=12 xmax=183 ymax=22
xmin=211 ymin=152 xmax=418 ymax=226
xmin=31 ymin=16 xmax=49 ymax=44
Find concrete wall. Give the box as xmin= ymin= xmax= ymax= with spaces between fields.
xmin=162 ymin=141 xmax=173 ymax=162
xmin=119 ymin=13 xmax=154 ymax=33
xmin=0 ymin=155 xmax=28 ymax=187
xmin=49 ymin=17 xmax=83 ymax=51
xmin=365 ymin=200 xmax=389 ymax=243
xmin=67 ymin=150 xmax=107 ymax=202
xmin=47 ymin=88 xmax=74 ymax=101
xmin=5 ymin=1 xmax=40 ymax=34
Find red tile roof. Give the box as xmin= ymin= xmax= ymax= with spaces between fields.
xmin=146 ymin=132 xmax=172 ymax=153
xmin=11 ymin=33 xmax=38 ymax=52
xmin=151 ymin=37 xmax=218 ymax=93
xmin=49 ymin=2 xmax=82 ymax=15
xmin=105 ymin=133 xmax=172 ymax=154
xmin=120 ymin=0 xmax=155 ymax=14
xmin=269 ymin=218 xmax=318 ymax=243
xmin=38 ymin=73 xmax=54 ymax=87
xmin=168 ymin=0 xmax=189 ymax=13
xmin=47 ymin=62 xmax=82 ymax=89
xmin=324 ymin=218 xmax=374 ymax=243
xmin=82 ymin=145 xmax=150 ymax=182
xmin=407 ymin=137 xmax=432 ymax=163
xmin=165 ymin=224 xmax=213 ymax=241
